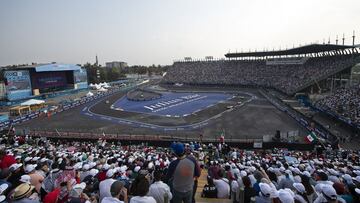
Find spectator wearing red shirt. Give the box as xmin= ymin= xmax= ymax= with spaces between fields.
xmin=0 ymin=150 xmax=16 ymax=169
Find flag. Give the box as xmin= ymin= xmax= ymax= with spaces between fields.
xmin=305 ymin=132 xmax=318 ymax=143
xmin=219 ymin=129 xmax=225 ymax=143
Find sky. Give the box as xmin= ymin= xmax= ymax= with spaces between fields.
xmin=0 ymin=0 xmax=359 ymax=67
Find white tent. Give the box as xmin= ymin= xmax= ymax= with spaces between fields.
xmin=86 ymin=91 xmax=94 ymax=97
xmin=98 ymin=87 xmax=108 ymax=92
xmin=20 ymin=99 xmax=45 ymax=106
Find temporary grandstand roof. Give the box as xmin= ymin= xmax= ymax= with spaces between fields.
xmin=225 ymin=44 xmax=355 ymax=58
xmin=2 ymin=63 xmax=82 ymax=72
xmin=35 ymin=64 xmax=81 ymax=72
xmin=20 ymin=99 xmax=45 ymax=106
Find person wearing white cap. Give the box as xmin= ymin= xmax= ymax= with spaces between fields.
xmin=278 ymin=170 xmax=295 ymax=190
xmin=313 ymin=184 xmax=345 ymax=203
xmin=80 ymin=164 xmax=90 ymax=182
xmin=278 ymin=188 xmax=295 ymax=203
xmin=99 ymin=169 xmax=116 ymax=202
xmin=25 ymin=164 xmax=43 ymax=193
xmin=256 ymin=182 xmax=272 ymax=203
xmin=19 ymin=175 xmax=31 ymax=184
xmin=293 ymin=183 xmax=310 ymax=203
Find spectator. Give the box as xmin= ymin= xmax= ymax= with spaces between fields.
xmin=99 ymin=169 xmax=116 ymax=202
xmin=129 ymin=174 xmax=156 ymax=203
xmin=11 ymin=183 xmax=40 ymax=203
xmin=213 ymin=169 xmax=230 ymax=198
xmin=148 ymin=170 xmax=172 ymax=203
xmin=102 ymin=181 xmax=128 ymax=203
xmin=0 ymin=150 xmax=16 ymax=170
xmin=165 ymin=143 xmax=200 ymax=203
xmin=201 ymin=176 xmax=217 ymax=198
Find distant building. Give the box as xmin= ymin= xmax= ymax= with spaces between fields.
xmin=105 ymin=61 xmax=128 ymax=69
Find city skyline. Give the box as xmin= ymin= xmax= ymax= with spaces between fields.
xmin=0 ymin=0 xmax=359 ymax=67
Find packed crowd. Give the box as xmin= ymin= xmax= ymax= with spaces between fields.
xmin=163 ymin=55 xmax=355 ymax=95
xmin=0 ymin=135 xmax=359 ymax=203
xmin=315 ymin=86 xmax=360 ymax=127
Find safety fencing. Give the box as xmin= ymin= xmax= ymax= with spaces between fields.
xmin=27 ymin=130 xmax=314 ymax=150
xmin=0 ymin=84 xmax=137 ymax=131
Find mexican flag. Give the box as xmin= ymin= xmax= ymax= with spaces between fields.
xmin=305 ymin=132 xmax=318 ymax=143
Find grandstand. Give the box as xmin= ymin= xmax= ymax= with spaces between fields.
xmin=163 ymin=44 xmax=360 ymax=95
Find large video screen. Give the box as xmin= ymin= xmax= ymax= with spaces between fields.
xmin=4 ymin=70 xmax=32 ymax=91
xmin=4 ymin=70 xmax=32 ymax=100
xmin=32 ymin=72 xmax=67 ymax=89
xmin=73 ymin=69 xmax=87 ymax=83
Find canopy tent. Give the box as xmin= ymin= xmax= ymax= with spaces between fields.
xmin=86 ymin=91 xmax=94 ymax=97
xmin=20 ymin=99 xmax=45 ymax=106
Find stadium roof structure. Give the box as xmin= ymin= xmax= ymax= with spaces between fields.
xmin=2 ymin=63 xmax=81 ymax=72
xmin=225 ymin=44 xmax=356 ymax=58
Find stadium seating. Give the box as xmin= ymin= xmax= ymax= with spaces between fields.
xmin=1 ymin=136 xmax=360 ymax=203
xmin=315 ymin=85 xmax=360 ymax=127
xmin=163 ymin=55 xmax=356 ymax=95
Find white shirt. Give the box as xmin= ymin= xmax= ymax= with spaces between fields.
xmin=148 ymin=181 xmax=173 ymax=203
xmin=213 ymin=178 xmax=230 ymax=198
xmin=102 ymin=197 xmax=124 ymax=203
xmin=99 ymin=178 xmax=116 ymax=202
xmin=129 ymin=196 xmax=156 ymax=203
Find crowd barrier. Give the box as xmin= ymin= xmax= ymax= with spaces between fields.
xmin=28 ymin=130 xmax=314 ymax=150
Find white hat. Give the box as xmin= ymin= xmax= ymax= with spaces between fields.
xmin=24 ymin=157 xmax=32 ymax=162
xmin=73 ymin=182 xmax=86 ymax=190
xmin=0 ymin=195 xmax=5 ymax=202
xmin=106 ymin=169 xmax=115 ymax=178
xmin=40 ymin=158 xmax=48 ymax=163
xmin=321 ymin=185 xmax=337 ymax=201
xmin=73 ymin=162 xmax=83 ymax=170
xmin=134 ymin=166 xmax=141 ymax=173
xmin=293 ymin=183 xmax=306 ymax=193
xmin=90 ymin=169 xmax=99 ymax=177
xmin=354 ymin=170 xmax=360 ymax=176
xmin=89 ymin=162 xmax=97 ymax=168
xmin=32 ymin=157 xmax=40 ymax=161
xmin=15 ymin=156 xmax=21 ymax=160
xmin=354 ymin=176 xmax=360 ymax=183
xmin=9 ymin=163 xmax=22 ymax=172
xmin=20 ymin=175 xmax=31 ymax=184
xmin=120 ymin=165 xmax=128 ymax=173
xmin=82 ymin=164 xmax=90 ymax=171
xmin=342 ymin=174 xmax=353 ymax=182
xmin=148 ymin=162 xmax=154 ymax=169
xmin=0 ymin=184 xmax=8 ymax=194
xmin=285 ymin=170 xmax=292 ymax=176
xmin=259 ymin=183 xmax=271 ymax=197
xmin=355 ymin=188 xmax=360 ymax=195
xmin=25 ymin=164 xmax=37 ymax=173
xmin=278 ymin=189 xmax=295 ymax=203
xmin=292 ymin=168 xmax=301 ymax=175
xmin=102 ymin=164 xmax=110 ymax=171
xmin=302 ymin=171 xmax=311 ymax=178
xmin=240 ymin=170 xmax=247 ymax=177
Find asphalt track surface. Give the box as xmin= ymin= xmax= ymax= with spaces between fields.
xmin=16 ymin=86 xmax=308 ymax=140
